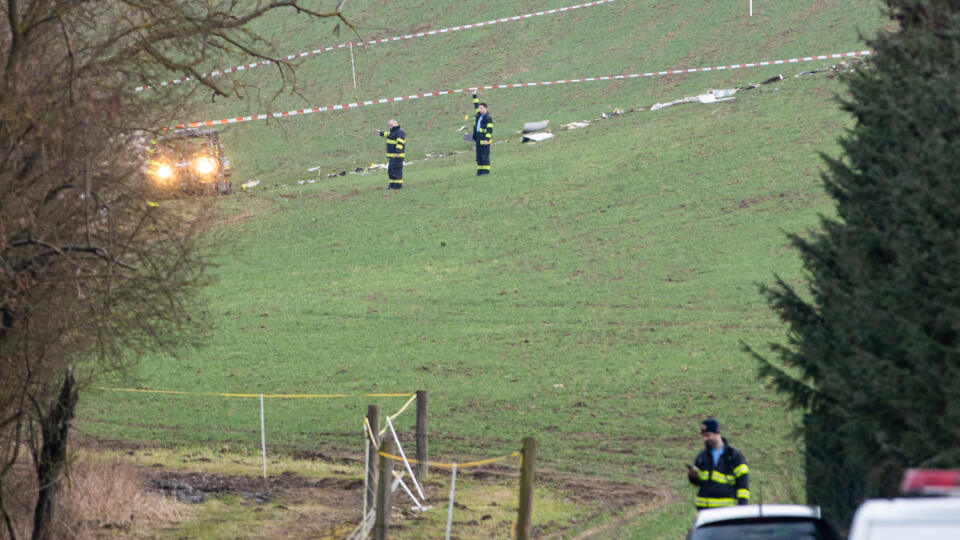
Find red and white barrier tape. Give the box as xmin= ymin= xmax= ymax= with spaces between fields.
xmin=135 ymin=0 xmax=617 ymax=92
xmin=166 ymin=50 xmax=872 ymax=130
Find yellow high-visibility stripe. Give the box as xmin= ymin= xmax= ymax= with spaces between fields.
xmin=696 ymin=497 xmax=736 ymax=508
xmin=737 ymin=489 xmax=750 ymax=499
xmin=385 ymin=153 xmax=405 ymax=158
xmin=710 ymin=471 xmax=736 ymax=485
xmin=477 ymin=165 xmax=491 ymax=170
xmin=734 ymin=464 xmax=749 ymax=477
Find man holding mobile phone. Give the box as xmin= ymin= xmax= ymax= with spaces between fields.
xmin=687 ymin=418 xmax=750 ymax=510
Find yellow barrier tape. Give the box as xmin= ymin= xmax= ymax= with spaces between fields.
xmin=378 ymin=450 xmax=521 ymax=470
xmin=98 ymin=387 xmax=414 ymax=399
xmin=99 ymin=387 xmax=187 ymax=395
xmin=363 ymin=417 xmax=379 ymax=449
xmin=378 ymin=393 xmax=418 ymax=437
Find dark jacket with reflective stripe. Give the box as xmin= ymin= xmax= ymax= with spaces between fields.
xmin=381 ymin=125 xmax=406 ymax=158
xmin=472 ymin=95 xmax=493 ymax=144
xmin=689 ymin=438 xmax=750 ymax=508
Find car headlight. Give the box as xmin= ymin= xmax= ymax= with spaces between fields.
xmin=193 ymin=155 xmax=218 ymax=177
xmin=149 ymin=162 xmax=175 ymax=184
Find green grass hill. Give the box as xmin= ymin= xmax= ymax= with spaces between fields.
xmin=80 ymin=1 xmax=889 ymax=537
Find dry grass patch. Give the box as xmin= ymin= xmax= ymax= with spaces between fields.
xmin=0 ymin=453 xmax=186 ymax=539
xmin=65 ymin=455 xmax=187 ymax=534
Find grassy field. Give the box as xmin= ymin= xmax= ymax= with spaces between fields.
xmin=77 ymin=0 xmax=889 ymax=537
xmin=171 ymin=0 xmax=887 ymax=183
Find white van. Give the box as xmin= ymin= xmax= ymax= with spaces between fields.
xmin=848 ymin=469 xmax=960 ymax=540
xmin=847 ymin=497 xmax=960 ymax=540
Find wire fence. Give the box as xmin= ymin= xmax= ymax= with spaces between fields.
xmin=353 ymin=400 xmax=529 ymax=540
xmin=86 ymin=387 xmax=418 ymax=477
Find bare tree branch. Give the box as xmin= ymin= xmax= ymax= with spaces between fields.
xmin=0 ymin=2 xmax=358 ymax=535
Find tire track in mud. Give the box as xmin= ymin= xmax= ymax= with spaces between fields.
xmin=559 ymin=486 xmax=680 ymax=540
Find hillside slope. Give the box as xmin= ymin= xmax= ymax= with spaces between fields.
xmin=168 ymin=0 xmax=886 ymax=183
xmin=82 ymin=1 xmax=891 ymax=537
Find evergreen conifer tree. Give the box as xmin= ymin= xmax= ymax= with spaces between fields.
xmin=752 ymin=0 xmax=960 ymax=526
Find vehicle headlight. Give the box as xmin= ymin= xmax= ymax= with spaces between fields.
xmin=151 ymin=162 xmax=174 ymax=184
xmin=193 ymin=155 xmax=218 ymax=177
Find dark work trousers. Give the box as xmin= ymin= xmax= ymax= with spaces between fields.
xmin=475 ymin=142 xmax=490 ymax=175
xmin=388 ymin=157 xmax=404 ymax=188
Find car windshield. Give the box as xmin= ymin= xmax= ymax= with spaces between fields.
xmin=690 ymin=517 xmax=839 ymax=540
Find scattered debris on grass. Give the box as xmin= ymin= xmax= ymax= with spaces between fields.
xmin=522 ymin=131 xmax=554 ymax=143
xmin=520 ymin=120 xmax=550 ymax=133
xmin=266 ymin=57 xmax=868 ymax=190
xmin=519 ymin=120 xmax=553 ymax=143
xmin=651 ymin=88 xmax=737 ymax=110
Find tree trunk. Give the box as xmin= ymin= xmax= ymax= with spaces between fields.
xmin=1 ymin=475 xmax=19 ymax=540
xmin=31 ymin=369 xmax=77 ymax=540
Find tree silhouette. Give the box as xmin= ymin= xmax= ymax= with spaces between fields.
xmin=0 ymin=2 xmax=353 ymax=538
xmin=751 ymin=0 xmax=960 ymax=529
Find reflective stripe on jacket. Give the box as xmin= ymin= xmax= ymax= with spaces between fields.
xmin=690 ymin=438 xmax=750 ymax=508
xmin=381 ymin=125 xmax=406 ymax=158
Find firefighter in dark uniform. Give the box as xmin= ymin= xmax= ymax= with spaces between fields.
xmin=472 ymin=93 xmax=493 ymax=175
xmin=376 ymin=119 xmax=405 ymax=189
xmin=686 ymin=418 xmax=750 ymax=510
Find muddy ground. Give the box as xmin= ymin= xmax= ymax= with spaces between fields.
xmin=83 ymin=438 xmax=657 ymax=538
xmin=144 ymin=466 xmax=654 ymax=538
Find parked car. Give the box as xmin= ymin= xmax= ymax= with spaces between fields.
xmin=848 ymin=469 xmax=960 ymax=540
xmin=686 ymin=504 xmax=841 ymax=540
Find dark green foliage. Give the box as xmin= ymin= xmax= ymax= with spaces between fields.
xmin=753 ymin=0 xmax=960 ymax=525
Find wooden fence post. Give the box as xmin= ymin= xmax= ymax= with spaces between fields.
xmin=366 ymin=405 xmax=381 ymax=512
xmin=516 ymin=437 xmax=536 ymax=540
xmin=375 ymin=438 xmax=395 ymax=540
xmin=415 ymin=390 xmax=428 ymax=483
